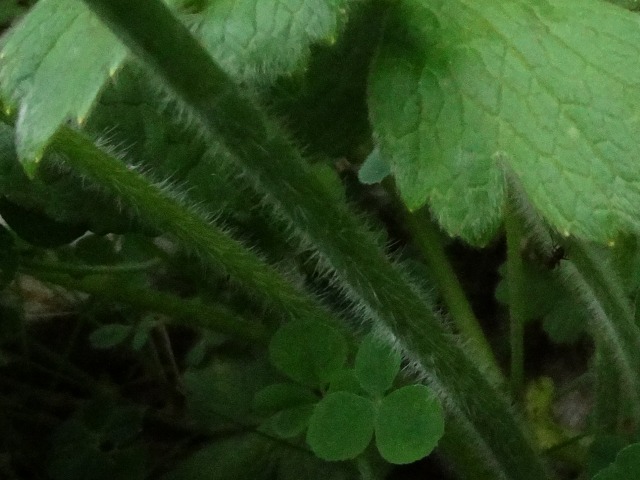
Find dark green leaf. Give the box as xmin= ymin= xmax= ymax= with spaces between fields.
xmin=269 ymin=319 xmax=347 ymax=387
xmin=375 ymin=385 xmax=444 ymax=464
xmin=163 ymin=434 xmax=275 ymax=480
xmin=354 ymin=332 xmax=401 ymax=397
xmin=253 ymin=383 xmax=318 ymax=415
xmin=593 ymin=442 xmax=640 ymax=479
xmin=306 ymin=391 xmax=375 ymax=461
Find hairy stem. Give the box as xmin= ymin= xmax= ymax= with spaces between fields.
xmin=49 ymin=128 xmax=343 ymax=335
xmin=76 ymin=1 xmax=547 ymax=478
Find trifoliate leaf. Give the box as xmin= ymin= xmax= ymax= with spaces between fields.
xmin=375 ymin=385 xmax=444 ymax=465
xmin=269 ymin=319 xmax=347 ymax=388
xmin=354 ymin=332 xmax=401 ymax=397
xmin=306 ymin=392 xmax=375 ymax=461
xmin=370 ymin=0 xmax=640 ymax=243
xmin=0 ymin=0 xmax=127 ymax=169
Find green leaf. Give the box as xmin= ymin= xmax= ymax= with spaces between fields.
xmin=253 ymin=383 xmax=318 ymax=415
xmin=588 ymin=435 xmax=630 ymax=479
xmin=370 ymin=0 xmax=640 ymax=243
xmin=184 ymin=359 xmax=274 ymax=429
xmin=593 ymin=443 xmax=640 ymax=479
xmin=306 ymin=391 xmax=375 ymax=461
xmin=375 ymin=385 xmax=444 ymax=465
xmin=358 ymin=147 xmax=390 ymax=185
xmin=327 ymin=368 xmax=365 ymax=395
xmin=89 ymin=324 xmax=133 ymax=349
xmin=163 ymin=434 xmax=275 ymax=480
xmin=0 ymin=0 xmax=127 ymax=168
xmin=263 ymin=404 xmax=315 ymax=439
xmin=354 ymin=332 xmax=401 ymax=397
xmin=194 ymin=0 xmax=350 ymax=82
xmin=269 ymin=319 xmax=347 ymax=387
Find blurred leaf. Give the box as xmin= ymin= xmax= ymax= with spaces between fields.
xmin=89 ymin=324 xmax=133 ymax=350
xmin=164 ymin=434 xmax=275 ymax=480
xmin=269 ymin=319 xmax=347 ymax=388
xmin=588 ymin=435 xmax=630 ymax=479
xmin=253 ymin=383 xmax=318 ymax=415
xmin=263 ymin=404 xmax=315 ymax=439
xmin=0 ymin=224 xmax=17 ymax=287
xmin=354 ymin=332 xmax=401 ymax=397
xmin=306 ymin=391 xmax=375 ymax=461
xmin=375 ymin=385 xmax=444 ymax=465
xmin=277 ymin=449 xmax=357 ymax=480
xmin=593 ymin=443 xmax=640 ymax=479
xmin=49 ymin=399 xmax=146 ymax=480
xmin=184 ymin=358 xmax=274 ymax=429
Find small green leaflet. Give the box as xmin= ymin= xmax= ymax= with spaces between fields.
xmin=370 ymin=0 xmax=640 ymax=244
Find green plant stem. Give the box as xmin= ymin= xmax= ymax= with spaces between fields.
xmin=507 ymin=175 xmax=640 ymax=428
xmin=403 ymin=207 xmax=503 ymax=384
xmin=558 ymin=242 xmax=640 ymax=426
xmin=504 ymin=202 xmax=527 ymax=400
xmin=49 ymin=128 xmax=346 ymax=336
xmin=76 ymin=1 xmax=547 ymax=478
xmin=22 ymin=257 xmax=162 ymax=275
xmin=22 ymin=268 xmax=268 ymax=344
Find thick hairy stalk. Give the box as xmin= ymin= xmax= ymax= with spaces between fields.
xmin=75 ymin=1 xmax=547 ymax=478
xmin=49 ymin=127 xmax=343 ymax=336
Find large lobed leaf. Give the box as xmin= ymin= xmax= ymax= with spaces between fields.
xmin=370 ymin=0 xmax=640 ymax=244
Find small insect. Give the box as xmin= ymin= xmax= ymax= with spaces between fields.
xmin=543 ymin=245 xmax=565 ymax=269
xmin=520 ymin=237 xmax=565 ymax=270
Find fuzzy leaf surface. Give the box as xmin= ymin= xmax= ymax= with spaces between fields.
xmin=370 ymin=0 xmax=640 ymax=243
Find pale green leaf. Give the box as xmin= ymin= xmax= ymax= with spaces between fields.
xmin=358 ymin=147 xmax=390 ymax=185
xmin=370 ymin=0 xmax=640 ymax=243
xmin=194 ymin=0 xmax=350 ymax=82
xmin=0 ymin=0 xmax=127 ymax=168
